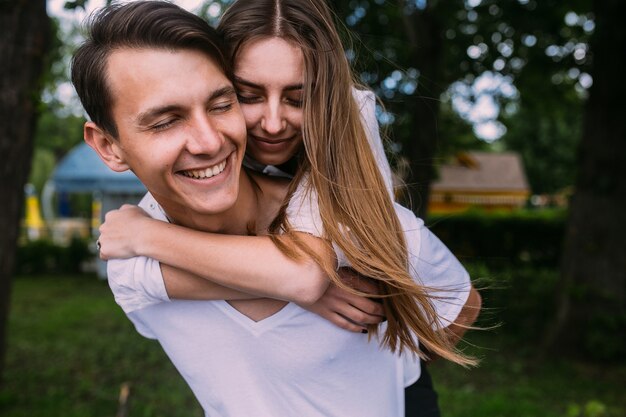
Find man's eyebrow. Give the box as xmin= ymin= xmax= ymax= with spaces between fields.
xmin=207 ymin=85 xmax=237 ymax=102
xmin=209 ymin=85 xmax=238 ymax=101
xmin=134 ymin=86 xmax=237 ymax=126
xmin=234 ymin=76 xmax=303 ymax=92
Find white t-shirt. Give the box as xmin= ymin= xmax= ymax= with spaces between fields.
xmin=108 ymin=193 xmax=470 ymax=417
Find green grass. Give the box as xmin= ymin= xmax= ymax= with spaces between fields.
xmin=1 ymin=275 xmax=202 ymax=417
xmin=432 ymin=331 xmax=626 ymax=417
xmin=1 ymin=273 xmax=625 ymax=417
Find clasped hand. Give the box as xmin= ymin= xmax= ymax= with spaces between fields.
xmin=97 ymin=204 xmax=152 ymax=260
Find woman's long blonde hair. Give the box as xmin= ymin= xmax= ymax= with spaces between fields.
xmin=218 ymin=0 xmax=475 ymax=366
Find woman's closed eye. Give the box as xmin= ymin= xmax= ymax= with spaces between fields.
xmin=285 ymin=97 xmax=303 ymax=108
xmin=237 ymin=93 xmax=262 ymax=104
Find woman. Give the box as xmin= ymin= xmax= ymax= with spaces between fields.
xmin=98 ymin=0 xmax=479 ymax=413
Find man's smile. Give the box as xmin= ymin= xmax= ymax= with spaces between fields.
xmin=179 ymin=158 xmax=228 ymax=180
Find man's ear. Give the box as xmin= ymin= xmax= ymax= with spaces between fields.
xmin=84 ymin=121 xmax=130 ymax=172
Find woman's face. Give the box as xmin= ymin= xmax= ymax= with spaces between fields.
xmin=233 ymin=37 xmax=304 ymax=167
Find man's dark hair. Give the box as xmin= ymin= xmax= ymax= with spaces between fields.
xmin=71 ymin=1 xmax=230 ymax=138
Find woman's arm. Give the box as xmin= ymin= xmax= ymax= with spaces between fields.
xmin=161 ymin=263 xmax=386 ymax=332
xmin=153 ymin=227 xmax=330 ymax=305
xmin=98 ymin=205 xmax=330 ymax=305
xmin=158 ymin=264 xmax=260 ymax=301
xmin=443 ymin=285 xmax=481 ymax=346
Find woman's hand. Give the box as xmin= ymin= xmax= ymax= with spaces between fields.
xmin=300 ymin=268 xmax=385 ymax=333
xmin=97 ymin=204 xmax=153 ymax=260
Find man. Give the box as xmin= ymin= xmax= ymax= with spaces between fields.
xmin=73 ymin=2 xmax=478 ymax=415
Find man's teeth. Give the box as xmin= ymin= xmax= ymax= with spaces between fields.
xmin=182 ymin=161 xmax=227 ymax=179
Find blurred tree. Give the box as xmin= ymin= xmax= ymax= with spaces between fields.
xmin=30 ymin=18 xmax=85 ymax=195
xmin=0 ymin=0 xmax=51 ymax=381
xmin=28 ymin=5 xmax=112 ymax=198
xmin=496 ymin=0 xmax=592 ymax=195
xmin=543 ymin=0 xmax=626 ymax=360
xmin=324 ymin=0 xmax=592 ymax=213
xmin=29 ymin=104 xmax=85 ymax=194
xmin=501 ymin=97 xmax=582 ymax=196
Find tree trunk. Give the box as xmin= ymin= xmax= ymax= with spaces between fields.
xmin=543 ymin=0 xmax=626 ymax=360
xmin=399 ymin=2 xmax=443 ymax=220
xmin=0 ymin=0 xmax=50 ymax=382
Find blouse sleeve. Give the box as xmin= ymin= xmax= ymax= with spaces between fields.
xmin=353 ymin=87 xmax=394 ymax=198
xmin=394 ymin=204 xmax=471 ymax=327
xmin=105 ymin=193 xmax=171 ymax=316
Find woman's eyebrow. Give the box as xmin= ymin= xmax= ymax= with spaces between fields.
xmin=234 ymin=76 xmax=303 ymax=91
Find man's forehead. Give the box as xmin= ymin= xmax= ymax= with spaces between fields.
xmin=105 ymin=47 xmax=231 ymax=111
xmin=106 ymin=46 xmax=226 ymax=79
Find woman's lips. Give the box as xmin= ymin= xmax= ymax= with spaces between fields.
xmin=249 ymin=134 xmax=294 ymax=152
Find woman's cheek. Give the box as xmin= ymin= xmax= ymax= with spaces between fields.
xmin=240 ymin=104 xmax=262 ymax=129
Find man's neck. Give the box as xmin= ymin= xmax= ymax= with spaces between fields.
xmin=158 ymin=170 xmax=259 ymax=236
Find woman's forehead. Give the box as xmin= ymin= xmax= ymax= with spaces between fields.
xmin=233 ymin=37 xmax=304 ymax=85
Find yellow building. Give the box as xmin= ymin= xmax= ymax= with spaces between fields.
xmin=428 ymin=151 xmax=530 ymax=214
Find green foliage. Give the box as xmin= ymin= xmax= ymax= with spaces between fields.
xmin=428 ymin=209 xmax=567 ymax=268
xmin=501 ymin=100 xmax=582 ymax=194
xmin=34 ymin=16 xmax=85 ymax=159
xmin=429 ymin=210 xmax=625 ymax=362
xmin=63 ymin=0 xmax=89 ymax=11
xmin=580 ymin=308 xmax=626 ymax=361
xmin=15 ymin=238 xmax=92 ymax=275
xmin=39 ymin=18 xmax=65 ymax=94
xmin=33 ymin=106 xmax=85 ymax=159
xmin=29 ymin=105 xmax=85 ymax=196
xmin=30 ymin=16 xmax=86 ymax=198
xmin=465 ymin=264 xmax=561 ymax=341
xmin=27 ymin=148 xmax=57 ymax=195
xmin=567 ymin=400 xmax=609 ymax=417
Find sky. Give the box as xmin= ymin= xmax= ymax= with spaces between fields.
xmin=47 ymin=0 xmax=206 ymax=22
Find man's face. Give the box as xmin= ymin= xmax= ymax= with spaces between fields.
xmin=103 ymin=48 xmax=247 ymax=217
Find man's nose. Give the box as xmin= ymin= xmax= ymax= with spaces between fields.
xmin=186 ymin=115 xmax=224 ymax=155
xmin=260 ymin=100 xmax=287 ymax=135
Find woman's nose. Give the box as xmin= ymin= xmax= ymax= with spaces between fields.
xmin=260 ymin=101 xmax=287 ymax=135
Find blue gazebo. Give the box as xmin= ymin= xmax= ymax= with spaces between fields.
xmin=49 ymin=143 xmax=146 ymax=195
xmin=43 ymin=143 xmax=147 ymax=278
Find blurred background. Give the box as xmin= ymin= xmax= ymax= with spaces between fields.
xmin=1 ymin=0 xmax=624 ymax=416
